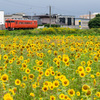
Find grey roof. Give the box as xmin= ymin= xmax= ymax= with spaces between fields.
xmin=75 ymin=18 xmax=90 ymax=20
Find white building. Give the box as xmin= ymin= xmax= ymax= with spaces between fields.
xmin=0 ymin=11 xmax=4 ymax=25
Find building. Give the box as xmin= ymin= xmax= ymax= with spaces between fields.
xmin=0 ymin=11 xmax=5 ymax=30
xmin=75 ymin=18 xmax=90 ymax=29
xmin=0 ymin=11 xmax=4 ymax=25
xmin=31 ymin=14 xmax=75 ymax=26
xmin=57 ymin=15 xmax=75 ymax=25
xmin=4 ymin=13 xmax=24 ymax=20
xmin=80 ymin=12 xmax=100 ymax=19
xmin=33 ymin=14 xmax=57 ymax=25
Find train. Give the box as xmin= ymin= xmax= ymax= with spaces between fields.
xmin=5 ymin=19 xmax=38 ymax=30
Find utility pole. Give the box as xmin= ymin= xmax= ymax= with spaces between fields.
xmin=49 ymin=6 xmax=51 ymax=27
xmin=89 ymin=11 xmax=91 ymax=20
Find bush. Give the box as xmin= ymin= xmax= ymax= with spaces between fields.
xmin=44 ymin=24 xmax=60 ymax=27
xmin=88 ymin=14 xmax=100 ymax=28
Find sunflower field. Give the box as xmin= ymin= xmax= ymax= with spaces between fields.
xmin=0 ymin=32 xmax=100 ymax=100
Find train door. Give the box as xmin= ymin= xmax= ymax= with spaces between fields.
xmin=5 ymin=20 xmax=11 ymax=30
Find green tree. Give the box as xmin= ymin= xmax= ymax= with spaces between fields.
xmin=88 ymin=14 xmax=100 ymax=28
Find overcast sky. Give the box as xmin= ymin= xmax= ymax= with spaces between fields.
xmin=0 ymin=0 xmax=100 ymax=17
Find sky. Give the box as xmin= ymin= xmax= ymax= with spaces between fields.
xmin=0 ymin=0 xmax=100 ymax=17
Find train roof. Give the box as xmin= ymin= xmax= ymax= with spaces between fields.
xmin=6 ymin=19 xmax=37 ymax=21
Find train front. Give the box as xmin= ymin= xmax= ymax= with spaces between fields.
xmin=5 ymin=19 xmax=15 ymax=30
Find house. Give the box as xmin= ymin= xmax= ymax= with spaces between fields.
xmin=80 ymin=12 xmax=100 ymax=19
xmin=75 ymin=18 xmax=90 ymax=29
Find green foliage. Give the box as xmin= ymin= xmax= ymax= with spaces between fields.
xmin=88 ymin=14 xmax=100 ymax=29
xmin=44 ymin=24 xmax=60 ymax=27
xmin=96 ymin=14 xmax=100 ymax=17
xmin=0 ymin=30 xmax=6 ymax=35
xmin=0 ymin=27 xmax=100 ymax=36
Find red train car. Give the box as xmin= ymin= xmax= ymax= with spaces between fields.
xmin=5 ymin=19 xmax=38 ymax=30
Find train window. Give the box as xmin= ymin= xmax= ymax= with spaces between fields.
xmin=11 ymin=21 xmax=15 ymax=22
xmin=6 ymin=21 xmax=15 ymax=23
xmin=6 ymin=21 xmax=10 ymax=23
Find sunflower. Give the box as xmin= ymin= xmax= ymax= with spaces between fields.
xmin=25 ymin=68 xmax=30 ymax=74
xmin=30 ymin=93 xmax=35 ymax=97
xmin=45 ymin=71 xmax=50 ymax=77
xmin=93 ymin=79 xmax=96 ymax=86
xmin=20 ymin=83 xmax=26 ymax=88
xmin=37 ymin=60 xmax=44 ymax=66
xmin=78 ymin=66 xmax=84 ymax=72
xmin=96 ymin=72 xmax=100 ymax=76
xmin=94 ymin=56 xmax=98 ymax=62
xmin=32 ymin=84 xmax=36 ymax=88
xmin=62 ymin=79 xmax=69 ymax=86
xmin=86 ymin=67 xmax=91 ymax=73
xmin=53 ymin=58 xmax=58 ymax=63
xmin=79 ymin=71 xmax=85 ymax=77
xmin=49 ymin=85 xmax=54 ymax=90
xmin=9 ymin=60 xmax=13 ymax=64
xmin=67 ymin=97 xmax=71 ymax=100
xmin=15 ymin=79 xmax=21 ymax=85
xmin=64 ymin=95 xmax=68 ymax=99
xmin=22 ymin=63 xmax=27 ymax=69
xmin=3 ymin=93 xmax=13 ymax=100
xmin=59 ymin=93 xmax=65 ymax=99
xmin=0 ymin=66 xmax=3 ymax=71
xmin=3 ymin=55 xmax=8 ymax=60
xmin=51 ymin=71 xmax=55 ymax=76
xmin=86 ymin=90 xmax=91 ymax=96
xmin=95 ymin=92 xmax=100 ymax=97
xmin=16 ymin=60 xmax=21 ymax=65
xmin=39 ymin=71 xmax=43 ymax=76
xmin=50 ymin=95 xmax=55 ymax=100
xmin=62 ymin=55 xmax=69 ymax=63
xmin=87 ymin=60 xmax=93 ymax=66
xmin=42 ymin=86 xmax=48 ymax=92
xmin=65 ymin=62 xmax=70 ymax=66
xmin=53 ymin=80 xmax=59 ymax=88
xmin=13 ymin=87 xmax=17 ymax=93
xmin=48 ymin=50 xmax=52 ymax=54
xmin=29 ymin=74 xmax=34 ymax=80
xmin=57 ymin=55 xmax=62 ymax=60
xmin=54 ymin=51 xmax=58 ymax=56
xmin=81 ymin=61 xmax=86 ymax=66
xmin=68 ymin=89 xmax=75 ymax=97
xmin=23 ymin=76 xmax=27 ymax=81
xmin=36 ymin=67 xmax=40 ymax=71
xmin=43 ymin=81 xmax=49 ymax=86
xmin=82 ymin=84 xmax=90 ymax=92
xmin=76 ymin=91 xmax=80 ymax=96
xmin=1 ymin=74 xmax=8 ymax=82
xmin=56 ymin=72 xmax=61 ymax=77
xmin=33 ymin=66 xmax=37 ymax=70
xmin=0 ymin=54 xmax=1 ymax=60
xmin=91 ymin=74 xmax=95 ymax=78
xmin=59 ymin=75 xmax=66 ymax=81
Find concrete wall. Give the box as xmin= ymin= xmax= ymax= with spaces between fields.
xmin=41 ymin=18 xmax=56 ymax=24
xmin=0 ymin=25 xmax=5 ymax=30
